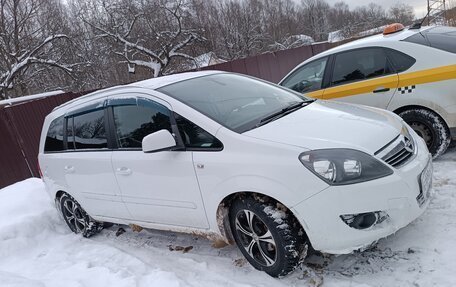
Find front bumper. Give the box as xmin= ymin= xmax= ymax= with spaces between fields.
xmin=291 ymin=135 xmax=432 ymax=254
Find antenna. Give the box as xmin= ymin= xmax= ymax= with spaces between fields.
xmin=410 ymin=9 xmax=431 ymax=29
xmin=427 ymin=0 xmax=447 ymax=25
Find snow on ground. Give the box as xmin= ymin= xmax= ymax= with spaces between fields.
xmin=1 ymin=147 xmax=455 ymax=287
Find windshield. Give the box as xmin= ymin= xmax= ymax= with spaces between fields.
xmin=158 ymin=73 xmax=310 ymax=133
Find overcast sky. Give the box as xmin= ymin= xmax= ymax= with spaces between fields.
xmin=325 ymin=0 xmax=428 ymax=17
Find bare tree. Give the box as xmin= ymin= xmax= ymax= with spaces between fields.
xmin=389 ymin=3 xmax=415 ymax=25
xmin=447 ymin=0 xmax=456 ymax=26
xmin=0 ymin=0 xmax=427 ymax=99
xmin=328 ymin=2 xmax=356 ymax=37
xmin=296 ymin=0 xmax=332 ymax=42
xmin=0 ymin=0 xmax=76 ymax=99
xmin=84 ymin=0 xmax=204 ymax=78
xmin=352 ymin=3 xmax=387 ymax=33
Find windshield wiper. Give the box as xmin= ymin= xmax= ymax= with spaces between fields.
xmin=255 ymin=99 xmax=315 ymax=128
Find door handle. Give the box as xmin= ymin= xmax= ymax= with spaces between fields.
xmin=373 ymin=87 xmax=390 ymax=93
xmin=64 ymin=165 xmax=75 ymax=173
xmin=116 ymin=167 xmax=132 ymax=175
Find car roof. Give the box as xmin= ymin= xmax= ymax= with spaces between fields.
xmin=316 ymin=26 xmax=434 ymax=58
xmin=52 ymin=70 xmax=223 ymax=113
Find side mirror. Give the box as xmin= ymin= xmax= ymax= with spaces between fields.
xmin=142 ymin=130 xmax=176 ymax=153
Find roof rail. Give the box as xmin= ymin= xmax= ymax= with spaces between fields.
xmin=52 ymin=85 xmax=126 ymax=112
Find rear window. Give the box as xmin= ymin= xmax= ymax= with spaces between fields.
xmin=404 ymin=27 xmax=456 ymax=53
xmin=44 ymin=116 xmax=64 ymax=152
xmin=384 ymin=48 xmax=416 ymax=73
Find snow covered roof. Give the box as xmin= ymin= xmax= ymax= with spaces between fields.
xmin=328 ymin=30 xmax=345 ymax=43
xmin=0 ymin=90 xmax=65 ymax=107
xmin=188 ymin=52 xmax=226 ymax=69
xmin=271 ymin=34 xmax=314 ymax=50
xmin=290 ymin=34 xmax=314 ymax=43
xmin=358 ymin=25 xmax=388 ymax=37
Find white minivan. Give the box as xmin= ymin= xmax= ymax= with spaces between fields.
xmin=39 ymin=71 xmax=432 ymax=277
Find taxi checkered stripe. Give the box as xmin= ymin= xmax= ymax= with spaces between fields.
xmin=398 ymin=85 xmax=416 ymax=94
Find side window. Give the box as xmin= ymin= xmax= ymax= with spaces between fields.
xmin=385 ymin=49 xmax=416 ymax=73
xmin=330 ymin=48 xmax=393 ymax=86
xmin=72 ymin=109 xmax=107 ymax=150
xmin=44 ymin=116 xmax=64 ymax=152
xmin=281 ymin=57 xmax=327 ymax=93
xmin=175 ymin=113 xmax=223 ymax=150
xmin=113 ymin=100 xmax=172 ymax=149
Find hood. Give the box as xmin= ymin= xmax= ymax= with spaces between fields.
xmin=243 ymin=100 xmax=403 ymax=154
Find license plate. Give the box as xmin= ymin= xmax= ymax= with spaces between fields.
xmin=418 ymin=159 xmax=433 ymax=206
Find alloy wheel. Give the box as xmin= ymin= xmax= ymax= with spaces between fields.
xmin=234 ymin=209 xmax=277 ymax=267
xmin=62 ymin=198 xmax=86 ymax=233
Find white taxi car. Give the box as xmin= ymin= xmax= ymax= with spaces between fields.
xmin=280 ymin=24 xmax=456 ymax=157
xmin=39 ymin=71 xmax=432 ymax=277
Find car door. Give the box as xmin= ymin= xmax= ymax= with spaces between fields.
xmin=62 ymin=101 xmax=131 ymax=219
xmin=280 ymin=57 xmax=329 ymax=99
xmin=323 ymin=47 xmax=398 ymax=109
xmin=109 ymin=94 xmax=209 ymax=229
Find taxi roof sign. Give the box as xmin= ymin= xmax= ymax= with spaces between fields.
xmin=383 ymin=23 xmax=405 ymax=35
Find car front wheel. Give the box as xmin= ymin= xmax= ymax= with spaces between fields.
xmin=229 ymin=196 xmax=308 ymax=277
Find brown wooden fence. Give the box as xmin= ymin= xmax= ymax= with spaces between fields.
xmin=0 ymin=40 xmax=351 ymax=189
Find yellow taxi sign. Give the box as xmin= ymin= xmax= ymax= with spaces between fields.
xmin=383 ymin=23 xmax=405 ymax=35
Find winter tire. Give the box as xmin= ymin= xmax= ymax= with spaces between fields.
xmin=60 ymin=193 xmax=103 ymax=238
xmin=229 ymin=196 xmax=308 ymax=277
xmin=399 ymin=108 xmax=451 ymax=158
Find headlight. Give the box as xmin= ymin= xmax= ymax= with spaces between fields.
xmin=299 ymin=149 xmax=393 ymax=185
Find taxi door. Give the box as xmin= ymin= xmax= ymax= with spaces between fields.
xmin=322 ymin=47 xmax=398 ymax=109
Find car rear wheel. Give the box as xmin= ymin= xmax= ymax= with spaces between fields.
xmin=399 ymin=108 xmax=451 ymax=158
xmin=59 ymin=193 xmax=103 ymax=237
xmin=229 ymin=196 xmax=308 ymax=277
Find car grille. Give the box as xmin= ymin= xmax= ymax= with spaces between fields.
xmin=375 ymin=135 xmax=415 ymax=168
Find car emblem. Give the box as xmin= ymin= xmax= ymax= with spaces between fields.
xmin=404 ymin=137 xmax=414 ymax=153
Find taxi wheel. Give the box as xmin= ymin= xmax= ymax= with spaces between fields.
xmin=399 ymin=108 xmax=450 ymax=158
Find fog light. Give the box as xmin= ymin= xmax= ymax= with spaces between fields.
xmin=340 ymin=211 xmax=389 ymax=230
